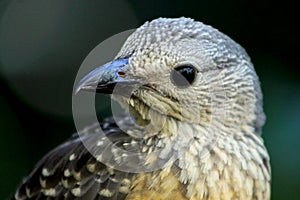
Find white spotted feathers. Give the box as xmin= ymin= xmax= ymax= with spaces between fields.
xmin=13 ymin=17 xmax=270 ymax=200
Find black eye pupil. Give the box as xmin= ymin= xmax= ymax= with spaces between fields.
xmin=171 ymin=65 xmax=197 ymax=88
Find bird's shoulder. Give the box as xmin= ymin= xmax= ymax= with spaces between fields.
xmin=12 ymin=117 xmax=138 ymax=200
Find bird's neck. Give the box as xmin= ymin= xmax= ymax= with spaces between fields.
xmin=151 ymin=118 xmax=271 ymax=199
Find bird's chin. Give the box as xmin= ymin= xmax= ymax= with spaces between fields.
xmin=111 ymin=91 xmax=168 ymax=129
xmin=128 ymin=96 xmax=152 ymax=127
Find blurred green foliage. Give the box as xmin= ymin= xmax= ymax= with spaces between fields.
xmin=0 ymin=0 xmax=299 ymax=199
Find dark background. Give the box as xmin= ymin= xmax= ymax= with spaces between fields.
xmin=0 ymin=0 xmax=299 ymax=199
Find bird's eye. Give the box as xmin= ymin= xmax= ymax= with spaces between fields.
xmin=170 ymin=65 xmax=197 ymax=88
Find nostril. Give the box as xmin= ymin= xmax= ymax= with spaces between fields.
xmin=117 ymin=71 xmax=126 ymax=77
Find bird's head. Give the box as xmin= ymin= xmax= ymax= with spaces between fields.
xmin=75 ymin=17 xmax=265 ymax=137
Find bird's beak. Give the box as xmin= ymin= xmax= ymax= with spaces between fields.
xmin=74 ymin=58 xmax=138 ymax=95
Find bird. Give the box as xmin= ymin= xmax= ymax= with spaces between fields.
xmin=12 ymin=17 xmax=270 ymax=200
